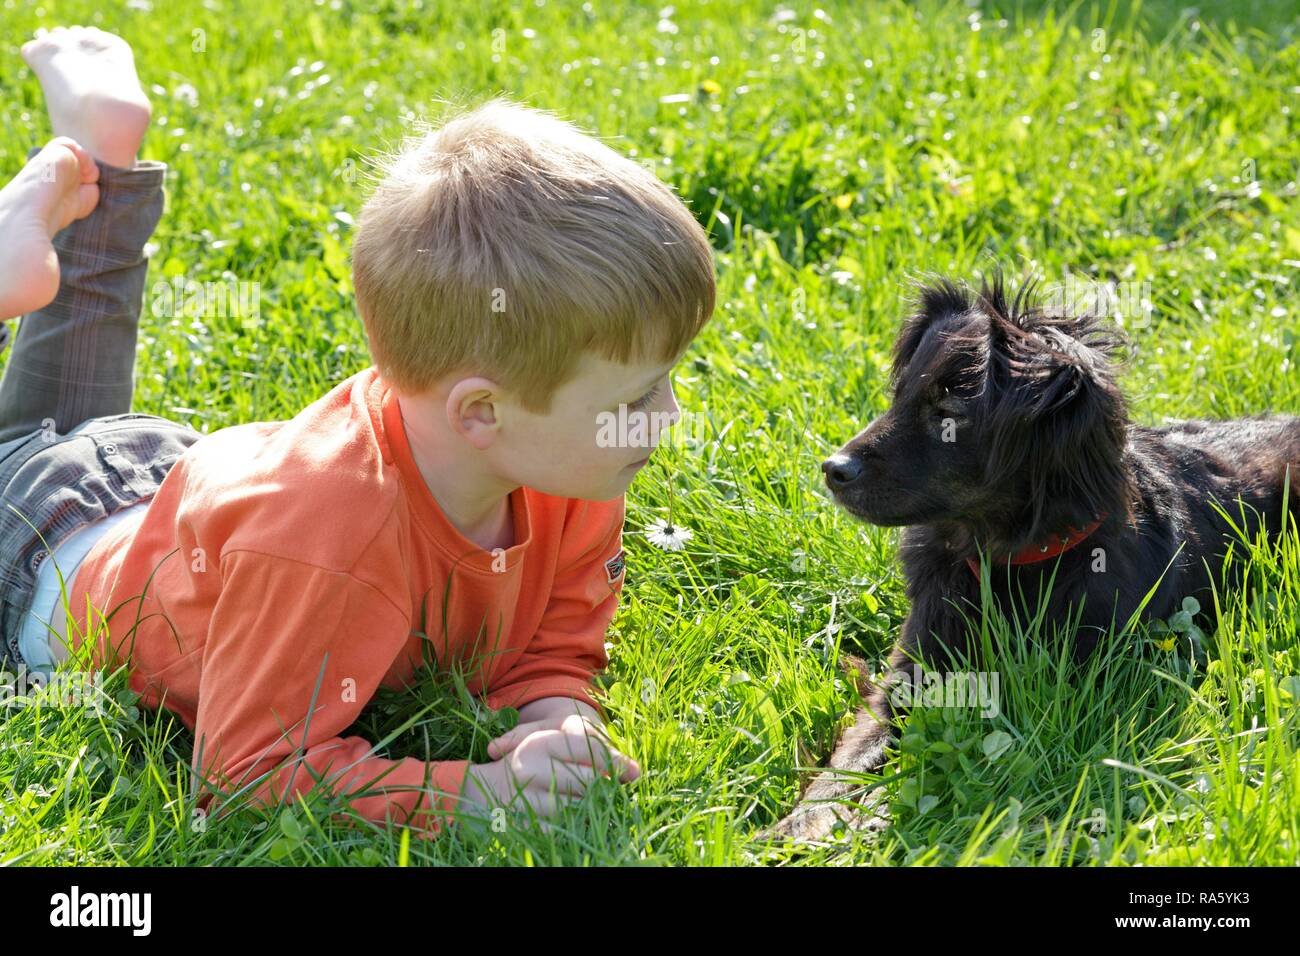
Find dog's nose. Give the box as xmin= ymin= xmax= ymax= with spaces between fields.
xmin=822 ymin=455 xmax=863 ymax=489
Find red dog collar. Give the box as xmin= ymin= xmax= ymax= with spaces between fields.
xmin=965 ymin=513 xmax=1108 ymax=579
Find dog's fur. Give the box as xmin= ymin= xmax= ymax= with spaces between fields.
xmin=769 ymin=273 xmax=1300 ymax=841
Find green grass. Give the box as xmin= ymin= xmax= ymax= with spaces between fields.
xmin=2 ymin=0 xmax=1299 ymax=865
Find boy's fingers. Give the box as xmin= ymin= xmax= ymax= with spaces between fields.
xmin=554 ymin=761 xmax=601 ymax=795
xmin=535 ymin=729 xmax=640 ymax=780
xmin=485 ymin=731 xmax=513 ymax=760
xmin=522 ymin=787 xmax=576 ymax=821
xmin=618 ymin=757 xmax=641 ymax=783
xmin=560 ymin=712 xmax=614 ymax=745
xmin=566 ymin=729 xmax=632 ymax=776
xmin=486 ymin=719 xmax=547 ymax=759
xmin=486 ymin=726 xmax=521 ymax=759
xmin=487 ymin=714 xmax=604 ymax=758
xmin=517 ymin=762 xmax=596 ymax=798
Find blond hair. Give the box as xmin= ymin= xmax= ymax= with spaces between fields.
xmin=352 ymin=98 xmax=716 ymax=411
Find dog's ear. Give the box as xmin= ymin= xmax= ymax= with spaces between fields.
xmin=979 ymin=272 xmax=1125 ymax=409
xmin=979 ymin=274 xmax=1132 ymax=528
xmin=891 ymin=277 xmax=976 ymax=387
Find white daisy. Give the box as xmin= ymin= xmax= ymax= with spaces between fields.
xmin=645 ymin=519 xmax=693 ymax=552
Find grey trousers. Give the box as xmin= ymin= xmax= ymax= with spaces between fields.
xmin=0 ymin=153 xmax=200 ymax=672
xmin=0 ymin=151 xmax=164 ymax=440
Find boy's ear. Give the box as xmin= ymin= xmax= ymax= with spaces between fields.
xmin=446 ymin=377 xmax=501 ymax=449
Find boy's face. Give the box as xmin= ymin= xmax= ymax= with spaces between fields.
xmin=453 ymin=351 xmax=683 ymax=501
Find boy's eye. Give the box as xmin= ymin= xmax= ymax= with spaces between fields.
xmin=628 ymin=383 xmax=662 ymax=411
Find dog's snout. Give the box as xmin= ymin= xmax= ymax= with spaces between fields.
xmin=822 ymin=454 xmax=864 ymax=490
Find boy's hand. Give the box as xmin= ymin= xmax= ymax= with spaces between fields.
xmin=488 ymin=710 xmax=636 ymax=773
xmin=488 ymin=696 xmax=616 ymax=759
xmin=460 ymin=717 xmax=639 ymax=821
xmin=457 ymin=698 xmax=639 ymax=822
xmin=489 ymin=698 xmax=638 ymax=776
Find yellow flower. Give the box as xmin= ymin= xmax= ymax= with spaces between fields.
xmin=699 ymin=78 xmax=722 ymax=96
xmin=832 ymin=193 xmax=854 ymax=210
xmin=1155 ymin=636 xmax=1176 ymax=652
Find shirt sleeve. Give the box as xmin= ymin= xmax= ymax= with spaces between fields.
xmin=485 ymin=496 xmax=626 ymax=716
xmin=192 ymin=549 xmax=470 ymax=835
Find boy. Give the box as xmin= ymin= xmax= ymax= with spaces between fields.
xmin=0 ymin=27 xmax=715 ymax=833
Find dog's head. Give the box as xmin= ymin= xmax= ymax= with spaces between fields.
xmin=823 ymin=273 xmax=1134 ymax=539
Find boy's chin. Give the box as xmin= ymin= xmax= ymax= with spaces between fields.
xmin=525 ymin=470 xmax=634 ymax=502
xmin=597 ymin=466 xmax=645 ymax=500
xmin=594 ymin=471 xmax=638 ymax=500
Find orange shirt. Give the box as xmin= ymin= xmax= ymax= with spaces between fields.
xmin=68 ymin=367 xmax=626 ymax=834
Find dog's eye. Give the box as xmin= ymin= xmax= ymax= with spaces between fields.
xmin=930 ymin=385 xmax=972 ymax=421
xmin=933 ymin=411 xmax=968 ymax=433
xmin=930 ymin=394 xmax=968 ymax=422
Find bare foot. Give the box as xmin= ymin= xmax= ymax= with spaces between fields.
xmin=0 ymin=138 xmax=101 ymax=321
xmin=21 ymin=26 xmax=151 ymax=170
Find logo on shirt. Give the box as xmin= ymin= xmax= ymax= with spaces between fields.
xmin=604 ymin=549 xmax=626 ymax=584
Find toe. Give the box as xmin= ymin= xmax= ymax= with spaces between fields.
xmin=22 ymin=28 xmax=60 ymax=61
xmin=33 ymin=138 xmax=83 ymax=186
xmin=50 ymin=138 xmax=101 ymax=183
xmin=74 ymin=182 xmax=101 ymax=221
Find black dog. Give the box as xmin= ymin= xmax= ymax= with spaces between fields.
xmin=769 ymin=273 xmax=1300 ymax=841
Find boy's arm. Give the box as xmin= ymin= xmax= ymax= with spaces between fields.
xmin=485 ymin=497 xmax=626 ymax=719
xmin=192 ymin=549 xmax=469 ymax=834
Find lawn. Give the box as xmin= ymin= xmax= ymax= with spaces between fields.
xmin=1 ymin=0 xmax=1299 ymax=866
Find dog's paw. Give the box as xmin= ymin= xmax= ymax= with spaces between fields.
xmin=760 ymin=778 xmax=890 ymax=845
